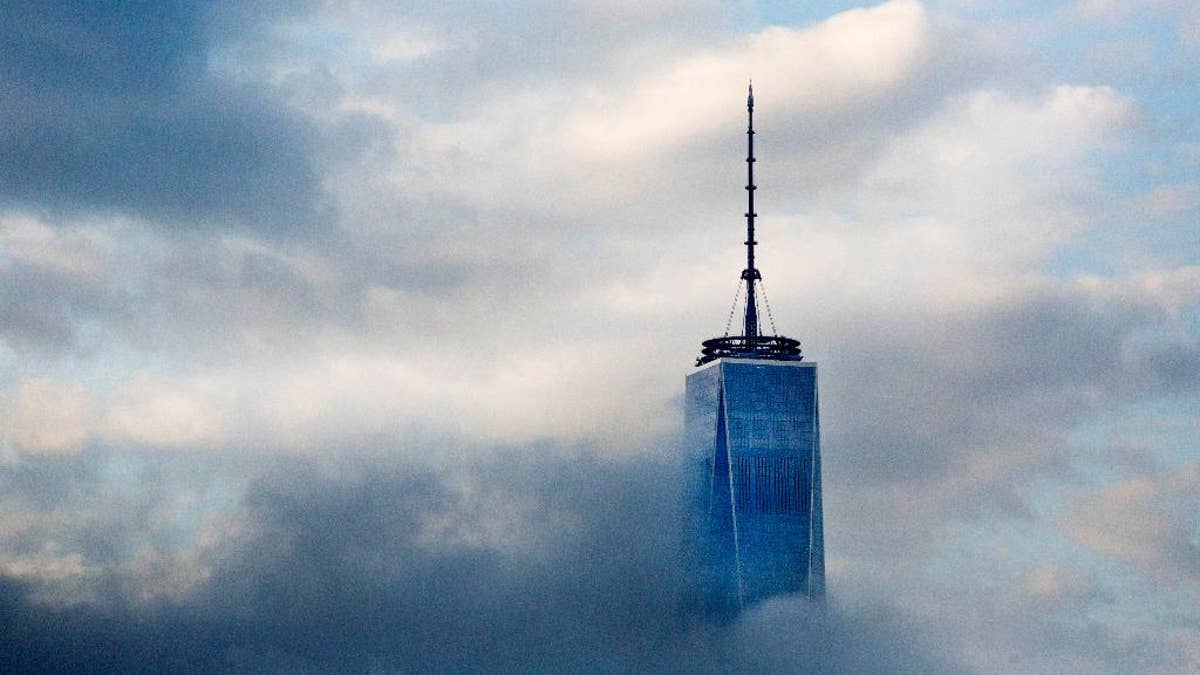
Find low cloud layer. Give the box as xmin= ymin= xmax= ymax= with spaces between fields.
xmin=0 ymin=452 xmax=966 ymax=673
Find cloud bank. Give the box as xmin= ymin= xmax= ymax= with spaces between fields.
xmin=0 ymin=453 xmax=963 ymax=674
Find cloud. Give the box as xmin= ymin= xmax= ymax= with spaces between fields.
xmin=1073 ymin=0 xmax=1178 ymax=22
xmin=103 ymin=373 xmax=230 ymax=449
xmin=562 ymin=0 xmax=933 ymax=158
xmin=0 ymin=451 xmax=962 ymax=673
xmin=1182 ymin=9 xmax=1200 ymax=47
xmin=369 ymin=30 xmax=445 ymax=63
xmin=1137 ymin=182 xmax=1200 ymax=218
xmin=1020 ymin=562 xmax=1101 ymax=604
xmin=0 ymin=215 xmax=118 ymax=353
xmin=857 ymin=85 xmax=1137 ymax=267
xmin=5 ymin=378 xmax=90 ymax=455
xmin=1060 ymin=461 xmax=1200 ymax=585
xmin=0 ymin=1 xmax=328 ymax=234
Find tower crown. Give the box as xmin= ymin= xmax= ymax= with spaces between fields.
xmin=695 ymin=84 xmax=803 ymax=367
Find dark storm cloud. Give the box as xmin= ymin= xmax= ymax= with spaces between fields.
xmin=0 ymin=451 xmax=960 ymax=674
xmin=0 ymin=448 xmax=252 ymax=575
xmin=0 ymin=449 xmax=101 ymax=510
xmin=0 ymin=1 xmax=327 ymax=233
xmin=0 ymin=261 xmax=91 ymax=352
xmin=822 ymin=281 xmax=1198 ymax=492
xmin=804 ymin=280 xmax=1200 ymax=568
xmin=1126 ymin=337 xmax=1200 ymax=392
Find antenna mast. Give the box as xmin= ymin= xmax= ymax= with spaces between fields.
xmin=694 ymin=83 xmax=803 ymax=366
xmin=742 ymin=83 xmax=761 ymax=337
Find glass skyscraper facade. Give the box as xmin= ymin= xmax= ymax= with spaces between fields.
xmin=682 ymin=358 xmax=824 ymax=614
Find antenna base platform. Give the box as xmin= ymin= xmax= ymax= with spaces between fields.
xmin=696 ymin=335 xmax=803 ymax=366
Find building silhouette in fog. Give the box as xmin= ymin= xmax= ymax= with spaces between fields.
xmin=682 ymin=85 xmax=824 ymax=615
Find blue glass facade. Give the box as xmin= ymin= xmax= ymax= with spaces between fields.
xmin=682 ymin=358 xmax=823 ymax=614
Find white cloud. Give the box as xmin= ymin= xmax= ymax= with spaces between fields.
xmin=89 ymin=341 xmax=676 ymax=454
xmin=862 ymin=85 xmax=1136 ymax=261
xmin=1182 ymin=8 xmax=1200 ymax=46
xmin=370 ymin=30 xmax=444 ymax=63
xmin=1059 ymin=462 xmax=1200 ymax=585
xmin=1137 ymin=182 xmax=1200 ymax=217
xmin=1073 ymin=0 xmax=1177 ymax=21
xmin=562 ymin=0 xmax=933 ymax=158
xmin=5 ymin=378 xmax=91 ymax=455
xmin=1021 ymin=562 xmax=1097 ymax=601
xmin=103 ymin=373 xmax=231 ymax=449
xmin=0 ymin=214 xmax=111 ymax=280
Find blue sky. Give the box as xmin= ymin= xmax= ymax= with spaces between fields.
xmin=0 ymin=1 xmax=1197 ymax=672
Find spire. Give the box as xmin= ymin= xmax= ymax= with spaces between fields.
xmin=742 ymin=81 xmax=761 ymax=338
xmin=695 ymin=83 xmax=803 ymax=367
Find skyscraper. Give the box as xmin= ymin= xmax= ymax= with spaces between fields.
xmin=681 ymin=85 xmax=824 ymax=615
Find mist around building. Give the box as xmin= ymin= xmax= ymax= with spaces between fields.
xmin=1 ymin=1 xmax=1198 ymax=673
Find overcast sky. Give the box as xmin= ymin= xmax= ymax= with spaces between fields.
xmin=1 ymin=1 xmax=1198 ymax=672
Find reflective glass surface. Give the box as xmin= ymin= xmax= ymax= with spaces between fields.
xmin=682 ymin=359 xmax=823 ymax=615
